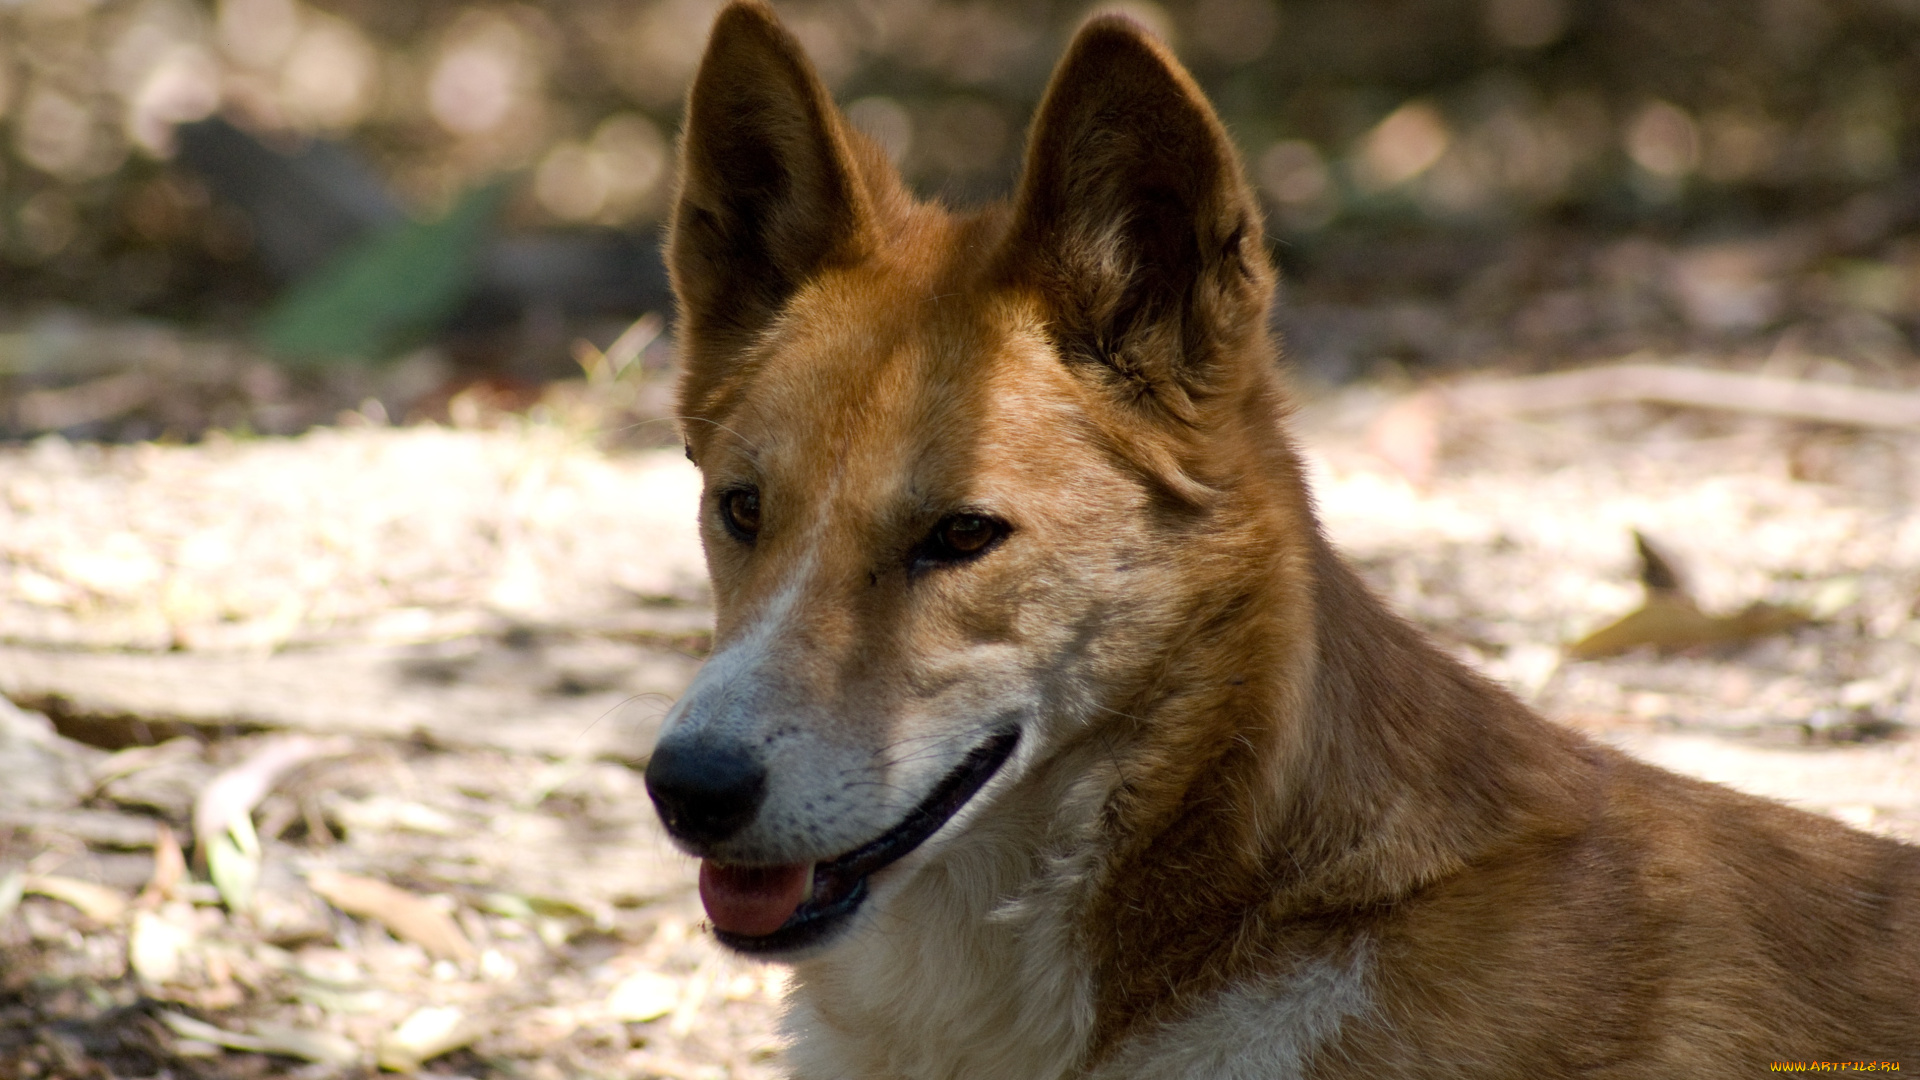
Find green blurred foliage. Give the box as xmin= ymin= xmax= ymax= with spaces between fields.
xmin=256 ymin=181 xmax=505 ymax=362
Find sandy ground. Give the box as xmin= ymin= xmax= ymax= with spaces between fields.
xmin=1 ymin=367 xmax=1917 ymax=1078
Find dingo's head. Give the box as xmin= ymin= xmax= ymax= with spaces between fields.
xmin=647 ymin=0 xmax=1309 ymax=956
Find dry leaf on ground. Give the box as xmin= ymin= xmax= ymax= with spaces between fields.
xmin=157 ymin=1010 xmax=360 ymax=1066
xmin=376 ymin=1005 xmax=476 ymax=1071
xmin=129 ymin=906 xmax=197 ymax=984
xmin=306 ymin=869 xmax=475 ymax=962
xmin=1568 ymin=594 xmax=1810 ymax=659
xmin=23 ymin=873 xmax=130 ymax=923
xmin=1567 ymin=531 xmax=1812 ymax=659
xmin=137 ymin=822 xmax=187 ymax=907
xmin=608 ymin=970 xmax=682 ymax=1022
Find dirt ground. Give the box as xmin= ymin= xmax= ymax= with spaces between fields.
xmin=2 ymin=357 xmax=1918 ymax=1078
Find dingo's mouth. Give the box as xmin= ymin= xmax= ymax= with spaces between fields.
xmin=702 ymin=727 xmax=1021 ymax=954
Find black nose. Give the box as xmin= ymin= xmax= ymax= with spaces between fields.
xmin=644 ymin=737 xmax=767 ymax=846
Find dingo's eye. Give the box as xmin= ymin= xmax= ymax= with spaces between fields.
xmin=941 ymin=515 xmax=997 ymax=554
xmin=914 ymin=513 xmax=1007 ymax=570
xmin=720 ymin=488 xmax=761 ymax=540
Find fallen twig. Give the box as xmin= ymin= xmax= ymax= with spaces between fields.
xmin=1366 ymin=360 xmax=1920 ymax=484
xmin=14 ymin=371 xmax=159 ymax=431
xmin=1444 ymin=362 xmax=1920 ymax=429
xmin=194 ymin=735 xmax=353 ymax=910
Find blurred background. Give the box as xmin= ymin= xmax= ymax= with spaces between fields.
xmin=4 ymin=5 xmax=1920 ymax=1076
xmin=1 ymin=0 xmax=1918 ymax=440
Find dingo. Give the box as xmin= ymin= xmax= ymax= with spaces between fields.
xmin=645 ymin=3 xmax=1920 ymax=1075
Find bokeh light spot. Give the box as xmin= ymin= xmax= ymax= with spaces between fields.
xmin=846 ymin=97 xmax=914 ymax=166
xmin=1625 ymin=100 xmax=1699 ymax=179
xmin=1357 ymin=101 xmax=1451 ymax=191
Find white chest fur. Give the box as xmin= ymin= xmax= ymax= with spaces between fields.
xmin=783 ymin=902 xmax=1371 ymax=1080
xmin=780 ymin=823 xmax=1098 ymax=1080
xmin=777 ymin=758 xmax=1118 ymax=1080
xmin=1086 ymin=943 xmax=1374 ymax=1080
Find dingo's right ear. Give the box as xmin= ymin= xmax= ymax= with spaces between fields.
xmin=669 ymin=1 xmax=874 ymax=398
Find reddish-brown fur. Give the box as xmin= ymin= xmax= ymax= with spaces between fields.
xmin=666 ymin=3 xmax=1920 ymax=1074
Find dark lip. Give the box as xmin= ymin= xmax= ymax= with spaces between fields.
xmin=715 ymin=726 xmax=1021 ymax=955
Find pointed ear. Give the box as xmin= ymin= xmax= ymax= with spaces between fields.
xmin=668 ymin=1 xmax=875 ymax=389
xmin=1004 ymin=17 xmax=1273 ymax=420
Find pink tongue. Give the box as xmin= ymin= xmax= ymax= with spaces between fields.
xmin=699 ymin=861 xmax=812 ymax=937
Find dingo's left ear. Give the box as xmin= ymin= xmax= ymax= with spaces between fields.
xmin=1005 ymin=17 xmax=1272 ymax=419
xmin=670 ymin=1 xmax=876 ymax=395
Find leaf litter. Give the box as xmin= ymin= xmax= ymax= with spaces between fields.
xmin=0 ymin=355 xmax=1916 ymax=1077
